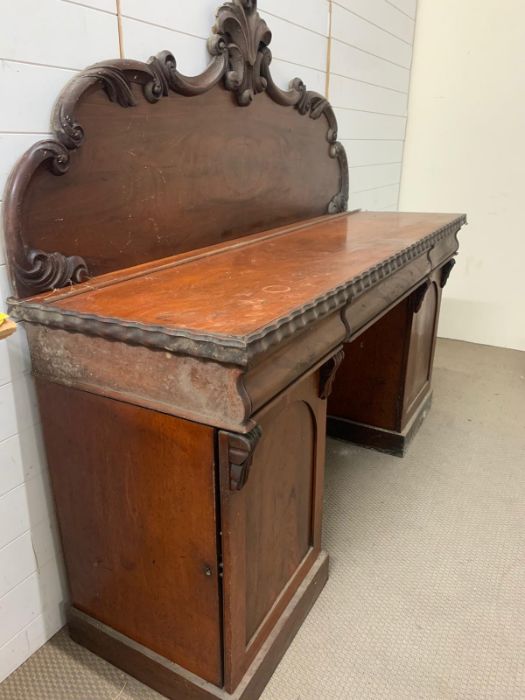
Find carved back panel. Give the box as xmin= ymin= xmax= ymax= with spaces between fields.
xmin=3 ymin=0 xmax=348 ymax=298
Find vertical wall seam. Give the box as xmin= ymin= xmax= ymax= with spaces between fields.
xmin=398 ymin=0 xmax=418 ymax=210
xmin=116 ymin=0 xmax=125 ymax=58
xmin=325 ymin=1 xmax=333 ymax=99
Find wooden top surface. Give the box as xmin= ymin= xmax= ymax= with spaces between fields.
xmin=19 ymin=211 xmax=465 ymax=345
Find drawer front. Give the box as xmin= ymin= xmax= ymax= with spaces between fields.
xmin=218 ymin=369 xmax=327 ymax=692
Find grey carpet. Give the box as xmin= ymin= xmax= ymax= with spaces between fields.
xmin=1 ymin=339 xmax=524 ymax=699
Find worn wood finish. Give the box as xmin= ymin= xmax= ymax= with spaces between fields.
xmin=10 ymin=212 xmax=466 ymax=367
xmin=1 ymin=3 xmax=467 ymax=697
xmin=327 ymin=392 xmax=433 ymax=457
xmin=219 ymin=368 xmax=327 ymax=691
xmin=68 ymin=552 xmax=329 ymax=700
xmin=3 ymin=0 xmax=347 ymax=299
xmin=36 ymin=380 xmax=223 ymax=685
xmin=328 ymin=263 xmax=451 ymax=455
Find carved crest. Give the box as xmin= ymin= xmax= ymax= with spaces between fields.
xmin=209 ymin=0 xmax=272 ymax=106
xmin=3 ymin=0 xmax=348 ymax=298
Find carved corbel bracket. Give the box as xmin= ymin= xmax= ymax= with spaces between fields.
xmin=440 ymin=259 xmax=456 ymax=288
xmin=410 ymin=279 xmax=431 ymax=314
xmin=319 ymin=349 xmax=345 ymax=399
xmin=224 ymin=425 xmax=263 ymax=491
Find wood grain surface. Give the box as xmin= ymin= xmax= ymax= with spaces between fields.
xmin=37 ymin=380 xmax=223 ymax=686
xmin=22 ymin=212 xmax=464 ymax=339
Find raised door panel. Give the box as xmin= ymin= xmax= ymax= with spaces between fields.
xmin=403 ymin=281 xmax=438 ymax=420
xmin=219 ymin=370 xmax=326 ymax=692
xmin=36 ymin=380 xmax=223 ymax=686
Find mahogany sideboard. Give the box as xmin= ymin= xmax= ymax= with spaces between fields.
xmin=2 ymin=2 xmax=466 ymax=698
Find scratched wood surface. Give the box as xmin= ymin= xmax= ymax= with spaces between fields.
xmin=28 ymin=211 xmax=464 ymax=338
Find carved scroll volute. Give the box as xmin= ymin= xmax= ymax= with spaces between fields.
xmin=209 ymin=0 xmax=272 ymax=106
xmin=3 ymin=141 xmax=90 ymax=298
xmin=319 ymin=349 xmax=345 ymax=399
xmin=222 ymin=425 xmax=263 ymax=491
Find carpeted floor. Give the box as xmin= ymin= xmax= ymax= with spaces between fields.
xmin=1 ymin=339 xmax=524 ymax=699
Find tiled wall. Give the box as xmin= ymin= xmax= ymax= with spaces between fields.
xmin=0 ymin=0 xmax=416 ymax=681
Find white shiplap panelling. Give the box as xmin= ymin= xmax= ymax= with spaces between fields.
xmin=331 ymin=3 xmax=413 ymax=68
xmin=350 ymin=183 xmax=400 ymax=210
xmin=260 ymin=1 xmax=329 ymax=35
xmin=0 ymin=62 xmax=75 ymax=134
xmin=330 ymin=0 xmax=416 ymax=211
xmin=121 ymin=16 xmax=210 ymax=70
xmin=0 ymin=0 xmax=119 ymax=69
xmin=330 ymin=39 xmax=410 ymax=92
xmin=341 ymin=139 xmax=403 ymax=166
xmin=349 ymin=162 xmax=402 ymax=193
xmin=0 ymin=426 xmax=44 ymax=497
xmin=259 ymin=12 xmax=327 ymax=72
xmin=335 ymin=0 xmax=415 ymax=43
xmin=120 ymin=0 xmax=218 ymax=40
xmin=0 ymin=0 xmax=418 ymax=683
xmin=336 ymin=108 xmax=407 ymax=140
xmin=330 ymin=74 xmax=408 ymax=115
xmin=269 ymin=59 xmax=326 ymax=95
xmin=0 ymin=0 xmax=121 ymax=683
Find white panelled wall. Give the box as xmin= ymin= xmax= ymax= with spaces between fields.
xmin=0 ymin=0 xmax=417 ymax=681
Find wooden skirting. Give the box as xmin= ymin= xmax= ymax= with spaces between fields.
xmin=68 ymin=551 xmax=329 ymax=700
xmin=327 ymin=393 xmax=433 ymax=457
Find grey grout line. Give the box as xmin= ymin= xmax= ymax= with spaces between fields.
xmin=349 ymin=161 xmax=402 ymax=169
xmin=331 ymin=36 xmax=410 ymax=70
xmin=121 ymin=13 xmax=207 ymax=41
xmin=384 ymin=0 xmax=416 ymax=21
xmin=351 ymin=181 xmax=400 ymax=194
xmin=333 ymin=105 xmax=407 ymax=118
xmin=0 ymin=57 xmax=78 ymax=73
xmin=332 ymin=1 xmax=413 ymax=46
xmin=259 ymin=8 xmax=328 ymax=38
xmin=61 ymin=0 xmax=117 ymax=16
xmin=330 ymin=71 xmax=408 ymax=95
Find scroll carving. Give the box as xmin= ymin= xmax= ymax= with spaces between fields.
xmin=319 ymin=349 xmax=345 ymax=399
xmin=209 ymin=0 xmax=272 ymax=106
xmin=3 ymin=0 xmax=348 ymax=298
xmin=440 ymin=259 xmax=456 ymax=288
xmin=225 ymin=425 xmax=263 ymax=491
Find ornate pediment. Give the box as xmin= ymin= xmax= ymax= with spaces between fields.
xmin=209 ymin=0 xmax=272 ymax=106
xmin=3 ymin=0 xmax=348 ymax=299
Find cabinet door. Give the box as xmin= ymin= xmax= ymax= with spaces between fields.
xmin=37 ymin=381 xmax=223 ymax=686
xmin=218 ymin=370 xmax=326 ymax=692
xmin=403 ymin=279 xmax=439 ymax=421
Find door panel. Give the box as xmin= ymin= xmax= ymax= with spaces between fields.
xmin=37 ymin=380 xmax=223 ymax=686
xmin=404 ymin=281 xmax=438 ymax=417
xmin=245 ymin=400 xmax=314 ymax=642
xmin=219 ymin=370 xmax=326 ymax=692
